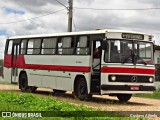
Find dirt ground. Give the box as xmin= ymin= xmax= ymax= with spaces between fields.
xmin=0 ymin=84 xmax=160 ymax=112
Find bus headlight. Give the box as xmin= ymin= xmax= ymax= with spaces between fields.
xmin=111 ymin=75 xmax=116 ymax=81
xmin=149 ymin=77 xmax=153 ymax=83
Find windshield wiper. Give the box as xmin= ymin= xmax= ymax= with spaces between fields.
xmin=135 ymin=56 xmax=147 ymax=65
xmin=122 ymin=54 xmax=134 ymax=64
xmin=122 ymin=53 xmax=147 ymax=65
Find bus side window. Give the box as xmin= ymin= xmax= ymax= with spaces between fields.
xmin=62 ymin=37 xmax=74 ymax=55
xmin=7 ymin=40 xmax=13 ymax=54
xmin=58 ymin=39 xmax=62 ymax=55
xmin=27 ymin=39 xmax=41 ymax=54
xmin=76 ymin=36 xmax=89 ymax=55
xmin=20 ymin=39 xmax=27 ymax=54
xmin=42 ymin=38 xmax=57 ymax=55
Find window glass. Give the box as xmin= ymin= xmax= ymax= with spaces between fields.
xmin=104 ymin=40 xmax=153 ymax=65
xmin=7 ymin=40 xmax=13 ymax=54
xmin=27 ymin=40 xmax=33 ymax=54
xmin=134 ymin=42 xmax=153 ymax=64
xmin=27 ymin=39 xmax=41 ymax=54
xmin=58 ymin=39 xmax=62 ymax=54
xmin=42 ymin=38 xmax=57 ymax=54
xmin=62 ymin=37 xmax=74 ymax=55
xmin=76 ymin=36 xmax=90 ymax=55
xmin=120 ymin=40 xmax=133 ymax=63
xmin=21 ymin=39 xmax=27 ymax=54
xmin=104 ymin=40 xmax=133 ymax=63
xmin=93 ymin=41 xmax=101 ymax=58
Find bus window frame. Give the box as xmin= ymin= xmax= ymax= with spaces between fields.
xmin=16 ymin=34 xmax=106 ymax=56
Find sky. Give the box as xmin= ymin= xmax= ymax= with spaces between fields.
xmin=0 ymin=0 xmax=160 ymax=59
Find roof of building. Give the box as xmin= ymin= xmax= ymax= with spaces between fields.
xmin=155 ymin=45 xmax=160 ymax=50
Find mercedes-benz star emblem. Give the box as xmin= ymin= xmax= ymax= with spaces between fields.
xmin=131 ymin=76 xmax=137 ymax=82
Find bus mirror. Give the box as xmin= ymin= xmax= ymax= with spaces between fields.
xmin=102 ymin=41 xmax=108 ymax=50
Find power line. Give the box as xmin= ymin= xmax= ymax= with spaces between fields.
xmin=55 ymin=0 xmax=73 ymax=32
xmin=73 ymin=16 xmax=76 ymax=31
xmin=0 ymin=8 xmax=65 ymax=25
xmin=55 ymin=0 xmax=68 ymax=9
xmin=74 ymin=7 xmax=160 ymax=11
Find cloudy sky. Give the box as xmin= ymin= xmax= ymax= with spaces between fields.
xmin=0 ymin=0 xmax=160 ymax=59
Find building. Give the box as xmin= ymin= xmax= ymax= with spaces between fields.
xmin=154 ymin=45 xmax=160 ymax=89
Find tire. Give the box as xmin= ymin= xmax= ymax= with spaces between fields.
xmin=74 ymin=78 xmax=91 ymax=101
xmin=117 ymin=94 xmax=132 ymax=102
xmin=19 ymin=73 xmax=29 ymax=92
xmin=28 ymin=86 xmax=37 ymax=93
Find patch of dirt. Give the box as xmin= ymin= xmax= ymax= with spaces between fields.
xmin=0 ymin=84 xmax=160 ymax=112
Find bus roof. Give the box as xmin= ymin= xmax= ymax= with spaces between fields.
xmin=8 ymin=29 xmax=153 ymax=40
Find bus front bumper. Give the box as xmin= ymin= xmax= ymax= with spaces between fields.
xmin=101 ymin=85 xmax=156 ymax=91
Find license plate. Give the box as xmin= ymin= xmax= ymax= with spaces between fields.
xmin=130 ymin=86 xmax=139 ymax=90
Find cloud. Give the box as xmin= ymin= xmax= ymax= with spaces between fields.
xmin=0 ymin=0 xmax=160 ymax=58
xmin=0 ymin=36 xmax=6 ymax=59
xmin=2 ymin=0 xmax=67 ymax=14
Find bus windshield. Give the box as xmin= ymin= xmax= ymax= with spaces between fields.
xmin=104 ymin=40 xmax=154 ymax=65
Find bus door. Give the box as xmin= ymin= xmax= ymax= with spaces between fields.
xmin=91 ymin=40 xmax=102 ymax=94
xmin=92 ymin=41 xmax=101 ymax=73
xmin=11 ymin=43 xmax=20 ymax=83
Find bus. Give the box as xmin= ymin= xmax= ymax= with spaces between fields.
xmin=3 ymin=29 xmax=155 ymax=102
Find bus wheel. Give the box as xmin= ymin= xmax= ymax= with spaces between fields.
xmin=19 ymin=73 xmax=28 ymax=92
xmin=117 ymin=94 xmax=132 ymax=102
xmin=28 ymin=86 xmax=37 ymax=93
xmin=75 ymin=78 xmax=91 ymax=101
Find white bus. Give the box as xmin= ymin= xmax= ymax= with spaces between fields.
xmin=4 ymin=29 xmax=155 ymax=102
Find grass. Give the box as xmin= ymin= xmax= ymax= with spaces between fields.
xmin=134 ymin=90 xmax=160 ymax=99
xmin=0 ymin=92 xmax=131 ymax=120
xmin=0 ymin=102 xmax=28 ymax=111
xmin=0 ymin=92 xmax=90 ymax=111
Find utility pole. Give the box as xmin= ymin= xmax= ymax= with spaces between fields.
xmin=68 ymin=0 xmax=73 ymax=32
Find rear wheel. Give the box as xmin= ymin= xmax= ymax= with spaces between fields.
xmin=19 ymin=73 xmax=28 ymax=92
xmin=117 ymin=94 xmax=132 ymax=102
xmin=28 ymin=86 xmax=37 ymax=93
xmin=19 ymin=73 xmax=37 ymax=93
xmin=74 ymin=77 xmax=91 ymax=101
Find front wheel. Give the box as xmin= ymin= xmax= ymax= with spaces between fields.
xmin=117 ymin=94 xmax=132 ymax=102
xmin=74 ymin=78 xmax=91 ymax=101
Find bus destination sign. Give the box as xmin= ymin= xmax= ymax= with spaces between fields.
xmin=122 ymin=33 xmax=144 ymax=40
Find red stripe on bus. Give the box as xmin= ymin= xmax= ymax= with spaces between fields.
xmin=29 ymin=65 xmax=90 ymax=72
xmin=4 ymin=55 xmax=13 ymax=67
xmin=101 ymin=66 xmax=155 ymax=75
xmin=16 ymin=55 xmax=91 ymax=72
xmin=4 ymin=55 xmax=155 ymax=74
